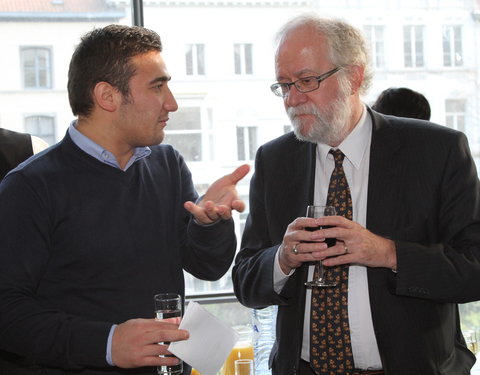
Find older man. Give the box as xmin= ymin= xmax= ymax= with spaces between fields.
xmin=233 ymin=14 xmax=480 ymax=375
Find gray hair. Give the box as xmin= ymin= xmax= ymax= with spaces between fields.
xmin=275 ymin=14 xmax=373 ymax=95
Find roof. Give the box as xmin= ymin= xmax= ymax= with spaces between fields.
xmin=0 ymin=0 xmax=124 ymax=21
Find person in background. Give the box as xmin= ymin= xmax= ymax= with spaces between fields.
xmin=0 ymin=24 xmax=249 ymax=375
xmin=371 ymin=87 xmax=431 ymax=120
xmin=0 ymin=127 xmax=49 ymax=179
xmin=232 ymin=14 xmax=480 ymax=375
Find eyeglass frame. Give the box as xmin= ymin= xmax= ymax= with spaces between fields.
xmin=270 ymin=66 xmax=343 ymax=98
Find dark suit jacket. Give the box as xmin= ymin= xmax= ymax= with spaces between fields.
xmin=232 ymin=109 xmax=480 ymax=375
xmin=0 ymin=128 xmax=33 ymax=180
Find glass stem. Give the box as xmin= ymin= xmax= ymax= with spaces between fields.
xmin=316 ymin=261 xmax=325 ymax=281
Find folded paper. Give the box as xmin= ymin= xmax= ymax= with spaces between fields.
xmin=169 ymin=301 xmax=239 ymax=375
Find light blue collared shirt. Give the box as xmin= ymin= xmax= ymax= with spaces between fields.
xmin=68 ymin=121 xmax=151 ymax=171
xmin=68 ymin=120 xmax=152 ymax=365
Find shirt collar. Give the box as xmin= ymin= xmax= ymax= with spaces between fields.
xmin=317 ymin=104 xmax=372 ymax=170
xmin=68 ymin=120 xmax=151 ymax=170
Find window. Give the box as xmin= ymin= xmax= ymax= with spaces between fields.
xmin=21 ymin=47 xmax=52 ymax=89
xmin=443 ymin=25 xmax=463 ymax=67
xmin=236 ymin=126 xmax=258 ymax=161
xmin=445 ymin=99 xmax=466 ymax=133
xmin=164 ymin=107 xmax=203 ymax=162
xmin=364 ymin=25 xmax=386 ymax=68
xmin=234 ymin=43 xmax=253 ymax=75
xmin=3 ymin=1 xmax=480 ymax=366
xmin=24 ymin=115 xmax=55 ymax=145
xmin=185 ymin=43 xmax=205 ymax=76
xmin=403 ymin=25 xmax=425 ymax=68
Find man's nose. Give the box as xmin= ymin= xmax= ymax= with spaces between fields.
xmin=285 ymin=85 xmax=308 ymax=107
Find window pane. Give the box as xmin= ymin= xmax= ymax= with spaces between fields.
xmin=403 ymin=26 xmax=413 ymax=67
xmin=185 ymin=44 xmax=194 ymax=75
xmin=415 ymin=26 xmax=424 ymax=67
xmin=234 ymin=44 xmax=242 ymax=74
xmin=245 ymin=43 xmax=253 ymax=74
xmin=22 ymin=47 xmax=52 ymax=88
xmin=247 ymin=127 xmax=257 ymax=160
xmin=364 ymin=25 xmax=385 ymax=68
xmin=167 ymin=107 xmax=201 ymax=130
xmin=24 ymin=115 xmax=55 ymax=145
xmin=445 ymin=99 xmax=466 ymax=132
xmin=163 ymin=133 xmax=202 ymax=161
xmin=237 ymin=127 xmax=246 ymax=160
xmin=197 ymin=44 xmax=205 ymax=75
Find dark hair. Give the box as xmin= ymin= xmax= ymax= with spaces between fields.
xmin=372 ymin=87 xmax=431 ymax=120
xmin=68 ymin=24 xmax=163 ymax=117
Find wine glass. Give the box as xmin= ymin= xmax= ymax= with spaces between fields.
xmin=304 ymin=205 xmax=337 ymax=288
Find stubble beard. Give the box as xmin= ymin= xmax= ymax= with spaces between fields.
xmin=287 ymin=90 xmax=353 ymax=146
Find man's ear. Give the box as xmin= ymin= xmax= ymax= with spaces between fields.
xmin=92 ymin=81 xmax=120 ymax=112
xmin=348 ymin=65 xmax=365 ymax=95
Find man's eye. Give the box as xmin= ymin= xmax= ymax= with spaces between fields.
xmin=299 ymin=77 xmax=315 ymax=85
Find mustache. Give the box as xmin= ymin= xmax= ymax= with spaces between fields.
xmin=287 ymin=104 xmax=320 ymax=118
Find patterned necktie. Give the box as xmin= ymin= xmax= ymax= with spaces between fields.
xmin=310 ymin=149 xmax=354 ymax=375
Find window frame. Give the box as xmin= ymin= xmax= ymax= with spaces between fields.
xmin=403 ymin=24 xmax=425 ymax=68
xmin=442 ymin=24 xmax=463 ymax=68
xmin=233 ymin=43 xmax=253 ymax=75
xmin=24 ymin=114 xmax=56 ymax=145
xmin=20 ymin=46 xmax=53 ymax=89
xmin=185 ymin=43 xmax=206 ymax=76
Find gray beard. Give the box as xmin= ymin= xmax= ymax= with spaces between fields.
xmin=288 ymin=96 xmax=352 ymax=146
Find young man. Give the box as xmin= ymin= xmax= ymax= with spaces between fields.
xmin=0 ymin=25 xmax=249 ymax=374
xmin=233 ymin=14 xmax=480 ymax=375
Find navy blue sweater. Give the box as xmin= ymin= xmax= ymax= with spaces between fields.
xmin=0 ymin=133 xmax=236 ymax=374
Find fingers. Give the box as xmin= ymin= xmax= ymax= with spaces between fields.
xmin=228 ymin=164 xmax=250 ymax=185
xmin=183 ymin=164 xmax=250 ymax=224
xmin=141 ymin=353 xmax=182 ymax=368
xmin=112 ymin=319 xmax=189 ymax=369
xmin=184 ymin=201 xmax=233 ymax=224
xmin=231 ymin=199 xmax=246 ymax=213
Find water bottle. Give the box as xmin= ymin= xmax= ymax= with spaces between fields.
xmin=252 ymin=305 xmax=277 ymax=375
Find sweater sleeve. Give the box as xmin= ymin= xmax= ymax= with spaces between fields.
xmin=173 ymin=151 xmax=237 ymax=281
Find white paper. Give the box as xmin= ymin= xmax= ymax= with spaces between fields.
xmin=169 ymin=301 xmax=239 ymax=375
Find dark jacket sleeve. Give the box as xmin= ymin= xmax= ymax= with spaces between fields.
xmin=233 ymin=134 xmax=314 ymax=308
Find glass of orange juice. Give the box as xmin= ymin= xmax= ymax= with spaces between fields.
xmin=220 ymin=325 xmax=254 ymax=375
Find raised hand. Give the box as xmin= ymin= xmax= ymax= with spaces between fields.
xmin=184 ymin=164 xmax=250 ymax=225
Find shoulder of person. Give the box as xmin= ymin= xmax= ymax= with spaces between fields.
xmin=374 ymin=111 xmax=462 ymax=140
xmin=31 ymin=135 xmax=49 ymax=154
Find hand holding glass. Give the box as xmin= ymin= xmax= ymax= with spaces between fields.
xmin=304 ymin=205 xmax=337 ymax=288
xmin=154 ymin=293 xmax=183 ymax=375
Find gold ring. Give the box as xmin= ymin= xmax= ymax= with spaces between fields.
xmin=292 ymin=244 xmax=299 ymax=255
xmin=344 ymin=245 xmax=349 ymax=254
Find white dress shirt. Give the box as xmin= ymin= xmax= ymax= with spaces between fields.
xmin=273 ymin=105 xmax=383 ymax=370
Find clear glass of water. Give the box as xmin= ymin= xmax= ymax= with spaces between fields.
xmin=154 ymin=293 xmax=183 ymax=375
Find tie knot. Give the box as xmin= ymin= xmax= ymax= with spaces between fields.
xmin=329 ymin=148 xmax=345 ymax=167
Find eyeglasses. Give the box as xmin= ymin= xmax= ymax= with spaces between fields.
xmin=270 ymin=66 xmax=342 ymax=98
